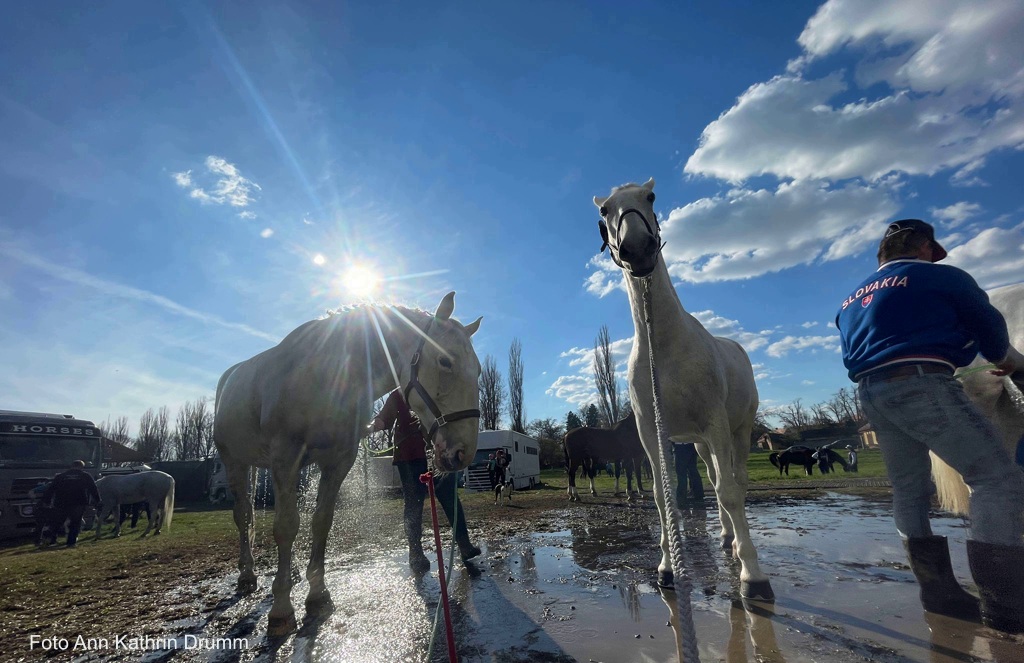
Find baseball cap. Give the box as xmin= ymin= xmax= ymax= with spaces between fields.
xmin=883 ymin=218 xmax=947 ymax=262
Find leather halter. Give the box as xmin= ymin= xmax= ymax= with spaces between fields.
xmin=599 ymin=207 xmax=665 ymax=271
xmin=403 ymin=316 xmax=480 ymax=446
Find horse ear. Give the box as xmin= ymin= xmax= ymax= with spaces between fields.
xmin=435 ymin=291 xmax=456 ymax=321
xmin=464 ymin=316 xmax=482 ymax=336
xmin=593 ymin=195 xmax=608 ymax=208
xmin=642 ymin=177 xmax=655 ymax=191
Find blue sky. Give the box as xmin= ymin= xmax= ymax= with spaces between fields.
xmin=2 ymin=0 xmax=1023 ymax=434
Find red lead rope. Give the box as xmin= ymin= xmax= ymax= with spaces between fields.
xmin=420 ymin=471 xmax=458 ymax=662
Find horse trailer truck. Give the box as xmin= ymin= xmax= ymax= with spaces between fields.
xmin=464 ymin=430 xmax=541 ymax=491
xmin=0 ymin=411 xmax=104 ymax=540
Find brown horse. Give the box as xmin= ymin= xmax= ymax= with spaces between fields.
xmin=564 ymin=412 xmax=647 ymax=501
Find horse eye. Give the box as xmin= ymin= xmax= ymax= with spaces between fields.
xmin=599 ymin=206 xmax=608 ymax=217
xmin=646 ymin=193 xmax=655 ymax=203
xmin=439 ymin=356 xmax=453 ymax=370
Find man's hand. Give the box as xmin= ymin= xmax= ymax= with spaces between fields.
xmin=992 ymin=346 xmax=1024 ymax=377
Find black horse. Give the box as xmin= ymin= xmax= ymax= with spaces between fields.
xmin=769 ymin=446 xmax=816 ymax=476
xmin=813 ymin=447 xmax=850 ymax=474
xmin=564 ymin=412 xmax=647 ymax=500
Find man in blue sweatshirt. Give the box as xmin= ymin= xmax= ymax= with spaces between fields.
xmin=836 ymin=218 xmax=1024 ymax=634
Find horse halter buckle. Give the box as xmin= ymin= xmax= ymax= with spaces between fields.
xmin=402 ymin=317 xmax=480 ymax=447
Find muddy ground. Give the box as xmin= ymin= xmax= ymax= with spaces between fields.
xmin=4 ymin=482 xmax=1024 ymax=662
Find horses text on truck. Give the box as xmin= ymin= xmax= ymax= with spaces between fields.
xmin=464 ymin=430 xmax=541 ymax=491
xmin=0 ymin=411 xmax=104 ymax=540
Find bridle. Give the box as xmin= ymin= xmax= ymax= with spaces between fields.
xmin=598 ymin=204 xmax=666 ymax=272
xmin=403 ymin=316 xmax=480 ymax=446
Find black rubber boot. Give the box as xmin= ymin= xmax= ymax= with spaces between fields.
xmin=967 ymin=539 xmax=1024 ymax=634
xmin=904 ymin=536 xmax=980 ymax=620
xmin=405 ymin=504 xmax=430 ymax=574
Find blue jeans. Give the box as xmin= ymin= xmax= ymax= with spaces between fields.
xmin=859 ymin=373 xmax=1024 ymax=545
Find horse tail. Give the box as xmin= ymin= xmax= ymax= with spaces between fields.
xmin=768 ymin=452 xmax=780 ymax=469
xmin=930 ymin=451 xmax=970 ymax=516
xmin=162 ymin=477 xmax=175 ymax=531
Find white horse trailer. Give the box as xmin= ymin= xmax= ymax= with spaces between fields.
xmin=464 ymin=430 xmax=541 ymax=491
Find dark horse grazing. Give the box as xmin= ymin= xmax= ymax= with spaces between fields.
xmin=769 ymin=446 xmax=816 ymax=476
xmin=813 ymin=447 xmax=850 ymax=474
xmin=564 ymin=412 xmax=646 ymax=501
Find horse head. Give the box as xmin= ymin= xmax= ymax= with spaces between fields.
xmin=593 ymin=178 xmax=662 ymax=278
xmin=406 ymin=292 xmax=483 ymax=473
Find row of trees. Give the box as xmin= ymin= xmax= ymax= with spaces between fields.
xmin=766 ymin=386 xmax=865 ymax=432
xmin=104 ymin=397 xmax=215 ymax=462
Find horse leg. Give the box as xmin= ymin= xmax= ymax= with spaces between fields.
xmin=94 ymin=503 xmax=112 ymax=540
xmin=111 ymin=501 xmax=123 ymax=537
xmin=267 ymin=460 xmax=301 ymax=636
xmin=613 ymin=459 xmax=621 ymax=495
xmin=567 ymin=462 xmax=578 ymax=502
xmin=716 ymin=426 xmax=773 ymax=601
xmin=588 ymin=459 xmax=598 ymax=496
xmin=226 ymin=462 xmax=257 ymax=594
xmin=306 ymin=458 xmax=350 ymax=618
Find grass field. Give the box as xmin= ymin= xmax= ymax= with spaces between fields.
xmin=0 ymin=449 xmax=889 ymax=605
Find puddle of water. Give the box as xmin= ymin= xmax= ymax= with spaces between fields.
xmin=140 ymin=493 xmax=1023 ymax=663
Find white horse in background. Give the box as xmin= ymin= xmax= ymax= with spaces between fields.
xmin=593 ymin=178 xmax=773 ymax=601
xmin=94 ymin=471 xmax=175 ymax=538
xmin=214 ymin=292 xmax=482 ymax=635
xmin=931 ymin=283 xmax=1024 ymax=519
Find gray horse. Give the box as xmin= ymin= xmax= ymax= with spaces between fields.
xmin=94 ymin=471 xmax=175 ymax=538
xmin=214 ymin=292 xmax=482 ymax=635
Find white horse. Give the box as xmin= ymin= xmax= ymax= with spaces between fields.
xmin=94 ymin=471 xmax=175 ymax=538
xmin=214 ymin=292 xmax=482 ymax=635
xmin=593 ymin=178 xmax=773 ymax=601
xmin=931 ymin=283 xmax=1024 ymax=518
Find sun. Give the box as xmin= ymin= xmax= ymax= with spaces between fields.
xmin=342 ymin=264 xmax=381 ymax=297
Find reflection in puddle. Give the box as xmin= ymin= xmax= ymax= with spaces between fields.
xmin=136 ymin=493 xmax=1022 ymax=663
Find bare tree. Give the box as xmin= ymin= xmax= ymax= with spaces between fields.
xmin=527 ymin=417 xmax=565 ymax=441
xmin=809 ymin=402 xmax=836 ymax=427
xmin=479 ymin=355 xmax=505 ymax=430
xmin=825 ymin=387 xmax=864 ymax=424
xmin=593 ymin=325 xmax=621 ymax=426
xmin=776 ymin=399 xmax=811 ymax=431
xmin=507 ymin=338 xmax=526 ymax=433
xmin=135 ymin=406 xmax=172 ymax=461
xmin=103 ymin=415 xmax=132 ymax=446
xmin=174 ymin=398 xmax=215 ymax=459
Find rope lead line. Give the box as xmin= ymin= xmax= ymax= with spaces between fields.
xmin=422 ymin=471 xmax=459 ymax=663
xmin=642 ymin=277 xmax=702 ymax=663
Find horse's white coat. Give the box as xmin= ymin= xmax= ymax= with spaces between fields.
xmin=593 ymin=179 xmax=771 ymax=594
xmin=94 ymin=471 xmax=175 ymax=538
xmin=214 ymin=293 xmax=482 ymax=634
xmin=931 ymin=283 xmax=1024 ymax=517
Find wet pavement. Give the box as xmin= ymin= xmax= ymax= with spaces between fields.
xmin=76 ymin=492 xmax=1024 ymax=662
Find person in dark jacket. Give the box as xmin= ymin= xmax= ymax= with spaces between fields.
xmin=673 ymin=443 xmax=704 ymax=505
xmin=41 ymin=460 xmax=100 ymax=548
xmin=372 ymin=389 xmax=481 ymax=573
xmin=835 ymin=218 xmax=1024 ymax=634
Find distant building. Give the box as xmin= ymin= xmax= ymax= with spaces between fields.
xmin=858 ymin=423 xmax=879 ymax=449
xmin=756 ymin=432 xmax=789 ymax=450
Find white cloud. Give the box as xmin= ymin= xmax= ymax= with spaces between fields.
xmin=930 ymin=201 xmax=982 ymax=227
xmin=172 ymin=155 xmax=261 ymax=209
xmin=260 ymin=228 xmax=274 ymax=238
xmin=686 ymin=0 xmax=1024 ymax=185
xmin=691 ymin=310 xmax=773 ymax=353
xmin=238 ymin=210 xmax=257 ymax=220
xmin=944 ymin=223 xmax=1024 ymax=289
xmin=766 ymin=334 xmax=841 ymax=358
xmin=801 ymin=321 xmax=819 ymax=328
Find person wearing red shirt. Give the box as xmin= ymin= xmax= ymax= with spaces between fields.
xmin=373 ymin=389 xmax=481 ymax=573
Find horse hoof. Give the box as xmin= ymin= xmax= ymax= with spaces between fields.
xmin=409 ymin=553 xmax=431 ymax=574
xmin=305 ymin=593 xmax=335 ymax=617
xmin=721 ymin=534 xmax=735 ymax=551
xmin=741 ymin=580 xmax=775 ymax=602
xmin=657 ymin=569 xmax=674 ymax=589
xmin=267 ymin=612 xmax=298 ymax=637
xmin=237 ymin=573 xmax=258 ymax=594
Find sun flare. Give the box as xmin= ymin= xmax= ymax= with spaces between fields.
xmin=342 ymin=264 xmax=381 ymax=297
